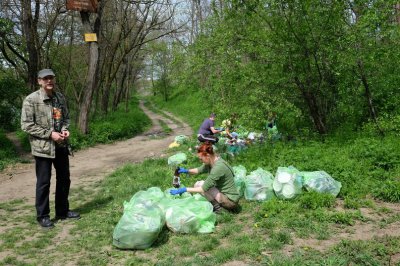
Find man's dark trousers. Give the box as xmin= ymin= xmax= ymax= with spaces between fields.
xmin=34 ymin=147 xmax=70 ymax=219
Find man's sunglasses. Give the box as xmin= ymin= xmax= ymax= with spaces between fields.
xmin=40 ymin=76 xmax=55 ymax=80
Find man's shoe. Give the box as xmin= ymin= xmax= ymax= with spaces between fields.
xmin=37 ymin=217 xmax=54 ymax=228
xmin=56 ymin=210 xmax=80 ymax=220
xmin=211 ymin=200 xmax=223 ymax=213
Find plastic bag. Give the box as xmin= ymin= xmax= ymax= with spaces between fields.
xmin=243 ymin=168 xmax=275 ymax=201
xmin=124 ymin=187 xmax=165 ymax=211
xmin=174 ymin=135 xmax=189 ymax=144
xmin=164 ymin=196 xmax=216 ymax=234
xmin=169 ymin=141 xmax=180 ymax=148
xmin=112 ymin=202 xmax=165 ymax=250
xmin=301 ymin=171 xmax=342 ymax=197
xmin=167 ymin=152 xmax=187 ymax=166
xmin=113 ymin=186 xmax=217 ymax=251
xmin=233 ymin=165 xmax=247 ymax=197
xmin=273 ymin=166 xmax=302 ymax=199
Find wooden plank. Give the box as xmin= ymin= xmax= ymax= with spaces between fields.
xmin=66 ymin=0 xmax=97 ymax=13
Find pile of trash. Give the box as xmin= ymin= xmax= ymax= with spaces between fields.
xmin=219 ymin=126 xmax=267 ymax=156
xmin=233 ymin=165 xmax=342 ymax=201
xmin=168 ymin=135 xmax=189 ymax=148
xmin=113 ymin=187 xmax=216 ymax=250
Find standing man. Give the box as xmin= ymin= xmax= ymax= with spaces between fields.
xmin=21 ymin=69 xmax=80 ymax=228
xmin=197 ymin=113 xmax=224 ymax=144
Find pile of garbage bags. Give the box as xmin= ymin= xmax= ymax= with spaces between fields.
xmin=233 ymin=165 xmax=342 ymax=201
xmin=113 ymin=187 xmax=216 ymax=250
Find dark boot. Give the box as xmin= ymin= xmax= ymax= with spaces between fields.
xmin=211 ymin=200 xmax=222 ymax=213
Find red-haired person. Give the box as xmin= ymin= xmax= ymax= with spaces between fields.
xmin=170 ymin=142 xmax=240 ymax=212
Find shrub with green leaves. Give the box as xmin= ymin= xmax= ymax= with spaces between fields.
xmin=69 ymin=98 xmax=151 ymax=150
xmin=0 ymin=76 xmax=29 ymax=131
xmin=0 ymin=129 xmax=18 ymax=170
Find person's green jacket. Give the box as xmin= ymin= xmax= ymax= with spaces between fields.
xmin=21 ymin=88 xmax=69 ymax=158
xmin=197 ymin=158 xmax=240 ymax=203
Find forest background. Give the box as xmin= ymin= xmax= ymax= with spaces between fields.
xmin=1 ymin=0 xmax=400 ymax=140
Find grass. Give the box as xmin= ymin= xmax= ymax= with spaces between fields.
xmin=158 ymin=119 xmax=173 ymax=134
xmin=1 ymin=93 xmax=400 ymax=264
xmin=1 ymin=135 xmax=400 ymax=265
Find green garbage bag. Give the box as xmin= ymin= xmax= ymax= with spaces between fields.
xmin=273 ymin=166 xmax=303 ymax=200
xmin=167 ymin=152 xmax=187 ymax=166
xmin=175 ymin=135 xmax=189 ymax=144
xmin=112 ymin=202 xmax=165 ymax=250
xmin=301 ymin=171 xmax=342 ymax=197
xmin=243 ymin=168 xmax=275 ymax=201
xmin=267 ymin=126 xmax=281 ymax=141
xmin=164 ymin=197 xmax=216 ymax=234
xmin=124 ymin=187 xmax=165 ymax=211
xmin=233 ymin=165 xmax=247 ymax=197
xmin=227 ymin=145 xmax=238 ymax=154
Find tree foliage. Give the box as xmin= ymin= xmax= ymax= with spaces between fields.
xmin=163 ymin=0 xmax=400 ymax=136
xmin=0 ymin=0 xmax=181 ymax=133
xmin=0 ymin=74 xmax=28 ymax=130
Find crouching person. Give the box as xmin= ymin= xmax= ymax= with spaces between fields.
xmin=170 ymin=142 xmax=240 ymax=213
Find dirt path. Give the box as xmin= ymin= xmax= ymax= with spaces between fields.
xmin=0 ymin=101 xmax=193 ymax=203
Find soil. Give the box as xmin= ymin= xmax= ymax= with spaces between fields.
xmin=0 ymin=100 xmax=193 ymax=203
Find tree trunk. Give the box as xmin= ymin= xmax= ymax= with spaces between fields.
xmin=77 ymin=11 xmax=100 ymax=134
xmin=294 ymin=77 xmax=327 ymax=135
xmin=112 ymin=61 xmax=128 ymax=111
xmin=357 ymin=59 xmax=384 ymax=135
xmin=21 ymin=0 xmax=40 ymax=91
xmin=395 ymin=3 xmax=400 ymax=24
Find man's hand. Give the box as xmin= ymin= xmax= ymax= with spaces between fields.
xmin=51 ymin=131 xmax=64 ymax=143
xmin=170 ymin=187 xmax=187 ymax=195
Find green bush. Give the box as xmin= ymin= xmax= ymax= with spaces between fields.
xmin=15 ymin=130 xmax=30 ymax=152
xmin=0 ymin=76 xmax=29 ymax=131
xmin=0 ymin=130 xmax=18 ymax=170
xmin=69 ymin=98 xmax=151 ymax=151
